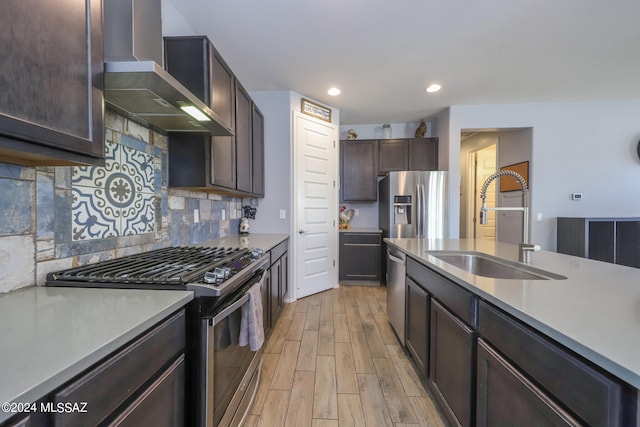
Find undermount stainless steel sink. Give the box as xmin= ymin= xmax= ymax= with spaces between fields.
xmin=427 ymin=251 xmax=567 ymax=280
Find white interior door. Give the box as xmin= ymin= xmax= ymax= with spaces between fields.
xmin=293 ymin=112 xmax=338 ymax=299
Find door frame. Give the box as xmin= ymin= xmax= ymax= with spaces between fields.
xmin=291 ymin=111 xmax=339 ymax=302
xmin=462 ymin=137 xmax=499 ymax=240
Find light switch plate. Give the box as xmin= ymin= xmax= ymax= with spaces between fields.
xmin=280 ymin=209 xmax=286 ymax=219
xmin=193 ymin=209 xmax=200 ymax=223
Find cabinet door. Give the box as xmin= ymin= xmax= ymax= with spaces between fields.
xmin=252 ymin=105 xmax=265 ymax=196
xmin=409 ymin=138 xmax=438 ymax=170
xmin=210 ymin=47 xmax=235 ymax=132
xmin=429 ymin=300 xmax=475 ymax=427
xmin=615 ymin=221 xmax=640 ymax=268
xmin=477 ymin=340 xmax=580 ymax=427
xmin=340 ymin=140 xmax=378 ymax=201
xmin=339 ymin=233 xmax=382 ymax=281
xmin=270 ymin=258 xmax=282 ymax=325
xmin=168 ymin=134 xmax=210 ymax=187
xmin=378 ymin=139 xmax=409 ymax=173
xmin=280 ymin=253 xmax=288 ymax=303
xmin=588 ymin=221 xmax=615 ymax=263
xmin=406 ymin=277 xmax=429 ymax=378
xmin=0 ymin=0 xmax=104 ymax=165
xmin=262 ymin=267 xmax=272 ymax=332
xmin=107 ymin=355 xmax=185 ymax=427
xmin=211 ymin=134 xmax=236 ymax=189
xmin=235 ymin=83 xmax=253 ymax=193
xmin=164 ymin=37 xmax=210 ymax=104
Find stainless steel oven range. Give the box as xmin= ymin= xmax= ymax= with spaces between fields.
xmin=46 ymin=246 xmax=269 ymax=427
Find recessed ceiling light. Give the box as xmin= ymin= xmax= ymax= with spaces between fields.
xmin=328 ymin=87 xmax=341 ymax=96
xmin=426 ymin=84 xmax=441 ymax=93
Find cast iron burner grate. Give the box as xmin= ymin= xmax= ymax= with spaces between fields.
xmin=46 ymin=246 xmax=248 ymax=287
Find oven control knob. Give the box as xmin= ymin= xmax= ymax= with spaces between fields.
xmin=251 ymin=248 xmax=264 ymax=258
xmin=221 ymin=267 xmax=231 ymax=278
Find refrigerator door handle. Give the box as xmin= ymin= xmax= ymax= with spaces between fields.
xmin=421 ymin=184 xmax=426 ymax=237
xmin=416 ymin=184 xmax=422 ymax=238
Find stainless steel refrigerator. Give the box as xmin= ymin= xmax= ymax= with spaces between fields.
xmin=379 ymin=171 xmax=449 ymax=343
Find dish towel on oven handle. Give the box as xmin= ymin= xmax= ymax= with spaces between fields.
xmin=239 ymin=271 xmax=266 ymax=351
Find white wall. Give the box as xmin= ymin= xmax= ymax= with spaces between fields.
xmin=162 ymin=0 xmax=196 ymax=37
xmin=249 ymin=91 xmax=340 ymax=235
xmin=248 ymin=91 xmax=294 ymax=234
xmin=439 ymin=99 xmax=640 ymax=250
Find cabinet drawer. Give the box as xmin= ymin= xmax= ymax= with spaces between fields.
xmin=107 ymin=354 xmax=185 ymax=427
xmin=478 ymin=301 xmax=634 ymax=427
xmin=53 ymin=310 xmax=186 ymax=426
xmin=270 ymin=239 xmax=288 ymax=264
xmin=341 ymin=233 xmax=382 ymax=245
xmin=477 ymin=339 xmax=580 ymax=427
xmin=407 ymin=258 xmax=476 ymax=326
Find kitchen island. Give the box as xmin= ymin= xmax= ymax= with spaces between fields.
xmin=386 ymin=238 xmax=640 ymax=426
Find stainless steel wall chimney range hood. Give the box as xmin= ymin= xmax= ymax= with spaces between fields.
xmin=103 ymin=0 xmax=233 ymax=135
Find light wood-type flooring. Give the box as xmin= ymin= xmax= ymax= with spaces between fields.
xmin=245 ymin=285 xmax=448 ymax=427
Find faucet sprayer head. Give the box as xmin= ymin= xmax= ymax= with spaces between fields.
xmin=479 ymin=170 xmax=528 ymax=198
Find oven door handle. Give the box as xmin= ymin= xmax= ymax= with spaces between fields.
xmin=211 ymin=269 xmax=268 ymax=326
xmin=212 ymin=293 xmax=250 ymax=326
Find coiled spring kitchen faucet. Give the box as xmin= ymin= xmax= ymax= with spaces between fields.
xmin=479 ymin=170 xmax=539 ymax=263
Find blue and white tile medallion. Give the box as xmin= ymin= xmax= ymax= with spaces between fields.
xmin=71 ymin=141 xmax=156 ymax=240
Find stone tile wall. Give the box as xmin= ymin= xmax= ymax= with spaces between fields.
xmin=0 ymin=110 xmax=241 ymax=293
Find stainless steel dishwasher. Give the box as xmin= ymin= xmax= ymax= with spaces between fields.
xmin=386 ymin=247 xmax=406 ymax=344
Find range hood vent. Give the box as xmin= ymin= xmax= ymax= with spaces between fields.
xmin=104 ymin=61 xmax=233 ymax=135
xmin=103 ymin=0 xmax=233 ymax=135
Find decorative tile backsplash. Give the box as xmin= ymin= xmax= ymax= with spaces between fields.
xmin=71 ymin=139 xmax=158 ymax=240
xmin=0 ymin=109 xmax=241 ymax=293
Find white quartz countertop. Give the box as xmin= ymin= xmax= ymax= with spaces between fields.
xmin=339 ymin=228 xmax=383 ymax=233
xmin=196 ymin=233 xmax=288 ymax=252
xmin=385 ymin=238 xmax=640 ymax=389
xmin=0 ymin=286 xmax=193 ymax=423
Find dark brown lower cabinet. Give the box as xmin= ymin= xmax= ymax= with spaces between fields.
xmin=476 ymin=339 xmax=580 ymax=427
xmin=339 ymin=232 xmax=382 ymax=283
xmin=429 ymin=300 xmax=476 ymax=427
xmin=52 ymin=310 xmax=186 ymax=427
xmin=107 ymin=355 xmax=185 ymax=427
xmin=405 ymin=277 xmax=429 ymax=377
xmin=264 ymin=240 xmax=288 ymax=335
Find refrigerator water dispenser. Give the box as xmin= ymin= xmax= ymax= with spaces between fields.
xmin=393 ymin=195 xmax=412 ymax=224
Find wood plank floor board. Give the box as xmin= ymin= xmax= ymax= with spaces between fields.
xmin=350 ymin=330 xmax=376 ymax=374
xmin=357 ymin=373 xmax=394 ymax=427
xmin=270 ymin=340 xmax=301 ymax=390
xmin=337 ymin=393 xmax=366 ymax=427
xmin=249 ymin=286 xmax=447 ymax=427
xmin=318 ymin=317 xmax=336 ymax=356
xmin=373 ymin=357 xmax=419 ymax=424
xmin=249 ymin=352 xmax=280 ymax=415
xmin=286 ymin=311 xmax=307 ymax=341
xmin=333 ymin=313 xmax=350 ymax=343
xmin=297 ymin=329 xmax=319 ymax=371
xmin=313 ymin=355 xmax=339 ymax=419
xmin=335 ymin=342 xmax=359 ymax=394
xmin=258 ymin=389 xmax=290 ymax=426
xmin=284 ymin=370 xmax=316 ymax=427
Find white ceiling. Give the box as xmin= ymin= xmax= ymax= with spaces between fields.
xmin=167 ymin=0 xmax=640 ymax=125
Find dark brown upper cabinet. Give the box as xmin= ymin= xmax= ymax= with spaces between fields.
xmin=377 ymin=138 xmax=438 ymax=174
xmin=340 ymin=139 xmax=378 ymax=202
xmin=378 ymin=139 xmax=409 ymax=173
xmin=234 ymin=83 xmax=253 ymax=193
xmin=164 ymin=36 xmax=235 ymax=133
xmin=252 ymin=106 xmax=265 ymax=197
xmin=0 ymin=0 xmax=105 ymax=166
xmin=410 ymin=137 xmax=438 ymax=171
xmin=166 ymin=37 xmax=264 ymax=197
